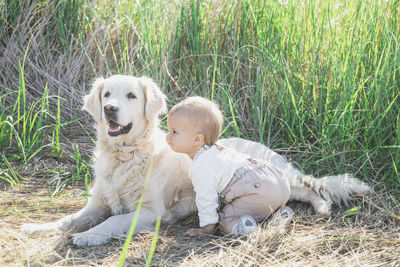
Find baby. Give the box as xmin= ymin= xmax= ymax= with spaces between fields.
xmin=166 ymin=96 xmax=292 ymax=237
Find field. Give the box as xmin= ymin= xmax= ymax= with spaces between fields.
xmin=1 ymin=0 xmax=399 ymax=266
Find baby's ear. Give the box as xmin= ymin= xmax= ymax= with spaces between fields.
xmin=194 ymin=133 xmax=205 ymax=145
xmin=82 ymin=77 xmax=105 ymax=122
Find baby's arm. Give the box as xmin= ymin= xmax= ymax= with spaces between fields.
xmin=189 ymin=162 xmax=219 ymax=237
xmin=183 ymin=223 xmax=216 ymax=237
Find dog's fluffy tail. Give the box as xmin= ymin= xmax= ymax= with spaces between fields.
xmin=289 ymin=173 xmax=371 ymax=216
xmin=301 ymin=174 xmax=370 ymax=206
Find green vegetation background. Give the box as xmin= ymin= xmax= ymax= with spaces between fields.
xmin=0 ymin=0 xmax=399 ymax=197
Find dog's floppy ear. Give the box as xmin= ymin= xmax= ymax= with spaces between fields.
xmin=140 ymin=76 xmax=167 ymax=121
xmin=82 ymin=77 xmax=105 ymax=122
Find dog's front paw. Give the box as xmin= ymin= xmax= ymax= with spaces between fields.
xmin=21 ymin=222 xmax=58 ymax=235
xmin=72 ymin=231 xmax=111 ymax=247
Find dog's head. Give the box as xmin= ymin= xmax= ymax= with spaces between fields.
xmin=83 ymin=75 xmax=166 ymax=141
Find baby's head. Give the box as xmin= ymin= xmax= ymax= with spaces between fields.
xmin=168 ymin=96 xmax=223 ymax=145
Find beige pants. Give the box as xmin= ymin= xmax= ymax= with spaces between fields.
xmin=219 ymin=160 xmax=290 ymax=228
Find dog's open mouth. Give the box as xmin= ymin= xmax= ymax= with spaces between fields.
xmin=108 ymin=120 xmax=133 ymax=137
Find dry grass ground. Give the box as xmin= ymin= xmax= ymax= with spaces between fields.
xmin=1 ymin=163 xmax=399 ymax=266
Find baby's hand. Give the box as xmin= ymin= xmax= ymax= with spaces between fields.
xmin=183 ymin=228 xmax=206 ymax=237
xmin=183 ymin=224 xmax=216 ymax=237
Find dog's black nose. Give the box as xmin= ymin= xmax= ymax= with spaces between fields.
xmin=104 ymin=104 xmax=118 ymax=116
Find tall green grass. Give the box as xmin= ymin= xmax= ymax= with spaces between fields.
xmin=160 ymin=0 xmax=399 ymax=192
xmin=1 ymin=0 xmax=398 ymax=191
xmin=0 ymin=42 xmax=77 ymax=186
xmin=0 ymin=0 xmax=399 ymax=233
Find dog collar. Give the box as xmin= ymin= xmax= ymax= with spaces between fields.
xmin=115 ymin=146 xmax=135 ymax=161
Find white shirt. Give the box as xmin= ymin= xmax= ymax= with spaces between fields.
xmin=190 ymin=144 xmax=251 ymax=227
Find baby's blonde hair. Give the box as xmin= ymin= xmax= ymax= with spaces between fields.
xmin=169 ymin=96 xmax=223 ymax=145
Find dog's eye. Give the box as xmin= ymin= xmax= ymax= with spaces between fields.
xmin=104 ymin=92 xmax=110 ymax=98
xmin=127 ymin=92 xmax=136 ymax=99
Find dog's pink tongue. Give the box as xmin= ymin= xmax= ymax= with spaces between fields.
xmin=109 ymin=121 xmax=122 ymax=132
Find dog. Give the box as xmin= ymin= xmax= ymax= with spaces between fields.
xmin=22 ymin=75 xmax=370 ymax=246
xmin=22 ymin=75 xmax=196 ymax=246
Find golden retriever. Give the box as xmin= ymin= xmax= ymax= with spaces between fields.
xmin=22 ymin=75 xmax=196 ymax=246
xmin=22 ymin=75 xmax=370 ymax=246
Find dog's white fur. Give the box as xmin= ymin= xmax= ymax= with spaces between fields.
xmin=22 ymin=75 xmax=370 ymax=247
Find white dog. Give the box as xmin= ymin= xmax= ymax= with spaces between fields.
xmin=22 ymin=75 xmax=370 ymax=247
